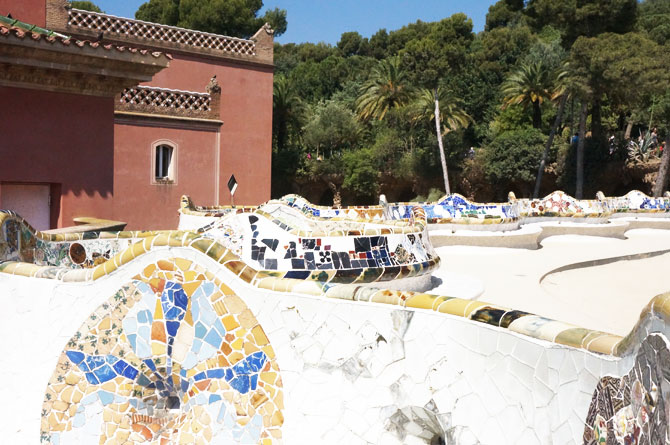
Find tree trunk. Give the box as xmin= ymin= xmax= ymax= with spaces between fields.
xmin=533 ymin=95 xmax=567 ymax=199
xmin=276 ymin=114 xmax=287 ymax=152
xmin=569 ymin=97 xmax=575 ymax=141
xmin=653 ymin=132 xmax=670 ymax=197
xmin=624 ymin=119 xmax=634 ymax=140
xmin=532 ymin=99 xmax=542 ymax=129
xmin=592 ymin=98 xmax=603 ymax=146
xmin=576 ymin=101 xmax=588 ymax=199
xmin=434 ymin=88 xmax=450 ymax=195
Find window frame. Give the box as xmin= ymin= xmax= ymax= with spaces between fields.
xmin=151 ymin=140 xmax=178 ymax=185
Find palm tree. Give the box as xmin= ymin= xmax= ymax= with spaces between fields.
xmin=412 ymin=87 xmax=472 ymax=195
xmin=532 ymin=63 xmax=570 ymax=198
xmin=355 ymin=56 xmax=414 ymax=121
xmin=273 ymin=75 xmax=304 ymax=152
xmin=501 ymin=61 xmax=554 ymax=129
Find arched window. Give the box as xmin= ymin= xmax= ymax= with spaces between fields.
xmin=151 ymin=141 xmax=177 ymax=184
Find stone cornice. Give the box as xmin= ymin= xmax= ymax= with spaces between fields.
xmin=45 ymin=0 xmax=274 ymax=67
xmin=115 ymin=80 xmax=221 ymax=121
xmin=0 ymin=23 xmax=170 ymax=96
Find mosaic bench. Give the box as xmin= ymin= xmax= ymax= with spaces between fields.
xmin=598 ymin=190 xmax=670 ymax=216
xmin=1 ymin=209 xmax=670 ymax=444
xmin=505 ymin=190 xmax=635 ymax=242
xmin=509 ymin=190 xmax=612 ymax=223
xmin=179 ymin=197 xmax=439 ymax=291
xmin=594 ymin=190 xmax=670 ymax=232
xmin=279 ymin=193 xmax=521 ymax=231
xmin=1 ymin=199 xmax=439 ymax=292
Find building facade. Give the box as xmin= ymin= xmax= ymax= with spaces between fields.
xmin=0 ymin=0 xmax=274 ymax=230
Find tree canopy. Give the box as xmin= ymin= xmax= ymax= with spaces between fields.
xmin=123 ymin=0 xmax=670 ymax=203
xmin=69 ymin=1 xmax=103 ymax=13
xmin=135 ymin=0 xmax=287 ymax=38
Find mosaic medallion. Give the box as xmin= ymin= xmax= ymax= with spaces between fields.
xmin=41 ymin=258 xmax=283 ymax=444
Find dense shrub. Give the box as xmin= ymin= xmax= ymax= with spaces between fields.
xmin=481 ymin=127 xmax=545 ymax=198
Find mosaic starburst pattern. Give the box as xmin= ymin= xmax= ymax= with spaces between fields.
xmin=41 ymin=259 xmax=283 ymax=444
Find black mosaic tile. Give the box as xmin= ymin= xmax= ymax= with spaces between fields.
xmin=304 ymin=252 xmax=316 ymax=270
xmin=354 ymin=237 xmax=371 ymax=252
xmin=284 ymin=270 xmax=310 ymax=279
xmin=380 ymin=266 xmax=400 ymax=280
xmin=470 ymin=307 xmax=507 ymax=327
xmin=499 ymin=310 xmax=531 ymax=328
xmin=330 ymin=268 xmax=363 ymax=283
xmin=290 ymin=259 xmax=305 ymax=269
xmin=262 ymin=238 xmax=279 ymax=251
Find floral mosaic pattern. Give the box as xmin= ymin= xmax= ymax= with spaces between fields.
xmin=584 ymin=333 xmax=670 ymax=445
xmin=41 ymin=259 xmax=283 ymax=444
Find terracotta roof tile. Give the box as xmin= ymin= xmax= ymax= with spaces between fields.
xmin=0 ymin=15 xmax=170 ymax=61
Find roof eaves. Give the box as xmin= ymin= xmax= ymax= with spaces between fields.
xmin=0 ymin=14 xmax=68 ymax=39
xmin=0 ymin=14 xmax=171 ymax=62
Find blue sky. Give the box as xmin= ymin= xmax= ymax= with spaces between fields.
xmin=94 ymin=0 xmax=495 ymax=44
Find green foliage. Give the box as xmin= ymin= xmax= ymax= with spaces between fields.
xmin=400 ymin=14 xmax=474 ymax=88
xmin=369 ymin=126 xmax=405 ymax=169
xmin=485 ymin=0 xmax=525 ymax=31
xmin=570 ymin=32 xmax=669 ymax=107
xmin=287 ymin=55 xmax=349 ymax=102
xmin=337 ymin=32 xmax=369 ymax=57
xmin=263 ymin=1 xmax=670 ymax=203
xmin=490 ymin=105 xmax=533 ymax=135
xmin=302 ymin=101 xmax=361 ymax=157
xmin=638 ymin=0 xmax=670 ymax=45
xmin=70 ymin=1 xmax=103 ymax=12
xmin=356 ymin=57 xmax=413 ymax=121
xmin=526 ymin=0 xmax=637 ymax=46
xmin=411 ymin=87 xmax=472 ymax=135
xmin=501 ymin=60 xmax=558 ymax=128
xmin=273 ymin=75 xmax=304 ymax=152
xmin=135 ymin=0 xmax=179 ymax=25
xmin=262 ymin=7 xmax=287 ymax=36
xmin=368 ymin=29 xmax=389 ymax=59
xmin=655 ymin=91 xmax=670 ymax=132
xmin=413 ymin=188 xmax=445 ymax=202
xmin=342 ymin=148 xmax=380 ymax=199
xmin=522 ymin=28 xmax=566 ymax=70
xmin=556 ymin=137 xmax=611 ymax=195
xmin=627 ymin=131 xmax=659 ymax=163
xmin=478 ymin=24 xmax=536 ymax=77
xmin=135 ymin=0 xmax=286 ymax=38
xmin=481 ymin=127 xmax=546 ymax=192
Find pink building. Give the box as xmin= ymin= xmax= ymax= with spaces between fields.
xmin=0 ymin=0 xmax=274 ymax=230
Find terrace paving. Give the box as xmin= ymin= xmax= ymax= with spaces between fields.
xmin=431 ymin=228 xmax=670 ymax=336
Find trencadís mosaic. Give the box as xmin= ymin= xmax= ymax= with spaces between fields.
xmin=41 ymin=259 xmax=283 ymax=444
